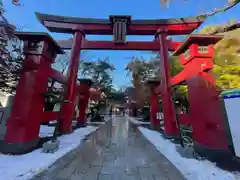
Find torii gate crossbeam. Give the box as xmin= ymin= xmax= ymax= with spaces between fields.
xmin=57 ymin=39 xmax=181 ymax=51
xmin=36 ymin=12 xmax=205 ymax=35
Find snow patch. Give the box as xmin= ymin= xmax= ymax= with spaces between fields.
xmin=89 ymin=122 xmax=106 ymax=125
xmin=138 ymin=127 xmax=240 ymax=180
xmin=0 ymin=126 xmax=98 ymax=180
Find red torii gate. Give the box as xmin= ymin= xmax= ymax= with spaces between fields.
xmin=35 ymin=12 xmax=205 ymax=137
xmin=0 ymin=12 xmax=207 ymax=154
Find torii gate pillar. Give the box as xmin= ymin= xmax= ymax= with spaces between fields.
xmin=156 ymin=29 xmax=179 ymax=138
xmin=59 ymin=28 xmax=85 ymax=134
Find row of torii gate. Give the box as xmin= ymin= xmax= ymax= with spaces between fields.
xmin=0 ymin=13 xmax=232 ymax=159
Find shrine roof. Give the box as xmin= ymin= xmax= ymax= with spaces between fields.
xmin=14 ymin=31 xmax=64 ymax=54
xmin=35 ymin=12 xmax=207 ymax=35
xmin=172 ymin=34 xmax=223 ymax=56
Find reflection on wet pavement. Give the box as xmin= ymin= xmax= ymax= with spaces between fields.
xmin=33 ymin=116 xmax=185 ymax=180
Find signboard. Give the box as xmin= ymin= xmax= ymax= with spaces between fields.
xmin=156 ymin=112 xmax=164 ymax=120
xmin=222 ymin=89 xmax=240 ymax=158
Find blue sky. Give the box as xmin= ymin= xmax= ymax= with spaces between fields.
xmin=4 ymin=0 xmax=240 ymax=89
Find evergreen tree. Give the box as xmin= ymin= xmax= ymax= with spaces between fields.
xmin=0 ymin=0 xmax=22 ymax=94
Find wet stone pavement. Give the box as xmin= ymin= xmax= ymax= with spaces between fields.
xmin=33 ymin=116 xmax=185 ymax=180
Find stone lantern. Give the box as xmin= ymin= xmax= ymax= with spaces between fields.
xmin=0 ymin=32 xmax=63 ymax=154
xmin=173 ymin=34 xmax=231 ymax=160
xmin=145 ymin=78 xmax=160 ymax=130
xmin=76 ymin=78 xmax=93 ymax=127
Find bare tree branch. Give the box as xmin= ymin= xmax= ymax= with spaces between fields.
xmin=203 ymin=0 xmax=240 ymax=17
xmin=160 ymin=0 xmax=240 ymax=17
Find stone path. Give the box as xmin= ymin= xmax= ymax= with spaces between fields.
xmin=33 ymin=116 xmax=185 ymax=180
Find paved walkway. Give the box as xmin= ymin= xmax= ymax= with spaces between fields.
xmin=34 ymin=116 xmax=185 ymax=180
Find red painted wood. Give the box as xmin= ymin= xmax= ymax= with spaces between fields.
xmin=57 ymin=39 xmax=181 ymax=51
xmin=171 ymin=58 xmax=213 ymax=85
xmin=59 ymin=31 xmax=84 ymax=133
xmin=128 ymin=23 xmax=202 ymax=35
xmin=42 ymin=112 xmax=59 ymax=123
xmin=167 ymin=36 xmax=228 ymax=151
xmin=158 ymin=31 xmax=179 ymax=137
xmin=179 ymin=114 xmax=191 ymax=125
xmin=45 ymin=68 xmax=68 ymax=84
xmin=77 ymin=83 xmax=90 ymax=124
xmin=44 ymin=21 xmax=202 ymax=35
xmin=5 ymin=47 xmax=52 ymax=143
xmin=173 ymin=34 xmax=223 ymax=56
xmin=187 ymin=74 xmax=228 ymax=149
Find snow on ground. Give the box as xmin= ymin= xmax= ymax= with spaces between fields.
xmin=138 ymin=127 xmax=240 ymax=180
xmin=89 ymin=122 xmax=106 ymax=125
xmin=0 ymin=126 xmax=98 ymax=180
xmin=128 ymin=116 xmax=151 ymax=125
